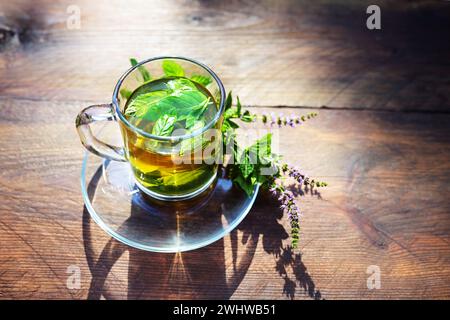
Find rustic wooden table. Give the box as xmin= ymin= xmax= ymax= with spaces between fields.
xmin=0 ymin=0 xmax=449 ymax=300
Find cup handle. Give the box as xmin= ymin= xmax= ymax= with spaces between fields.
xmin=76 ymin=103 xmax=126 ymax=162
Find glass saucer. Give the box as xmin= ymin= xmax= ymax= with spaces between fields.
xmin=81 ymin=131 xmax=259 ymax=253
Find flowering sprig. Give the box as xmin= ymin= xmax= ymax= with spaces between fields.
xmin=222 ymin=93 xmax=328 ymax=248
xmin=261 ymin=112 xmax=318 ymax=127
xmin=228 ymin=109 xmax=318 ymax=127
xmin=269 ymin=183 xmax=301 ymax=248
xmin=221 ymin=97 xmax=318 ymax=129
xmin=281 ymin=164 xmax=328 ymax=188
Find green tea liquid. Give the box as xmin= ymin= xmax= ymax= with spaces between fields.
xmin=122 ymin=77 xmax=219 ymax=198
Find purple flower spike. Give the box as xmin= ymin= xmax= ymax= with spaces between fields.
xmin=256 ymin=111 xmax=312 ymax=129
xmin=289 ymin=114 xmax=297 ymax=127
xmin=270 ymin=112 xmax=277 ymax=126
xmin=285 ymin=165 xmax=308 ymax=186
xmin=261 ymin=112 xmax=268 ymax=125
xmin=269 ymin=181 xmax=301 ymax=248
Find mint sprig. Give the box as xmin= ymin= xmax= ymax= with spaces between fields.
xmin=130 ymin=58 xmax=151 ymax=82
xmin=221 ymin=93 xmax=328 ymax=249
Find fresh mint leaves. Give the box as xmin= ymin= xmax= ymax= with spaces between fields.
xmin=191 ymin=74 xmax=212 ymax=86
xmin=130 ymin=58 xmax=151 ymax=82
xmin=220 ymin=91 xmax=276 ymax=196
xmin=162 ymin=60 xmax=185 ymax=77
xmin=124 ymin=90 xmax=168 ymax=121
xmin=126 ymin=58 xmax=214 ymax=135
xmin=233 ymin=175 xmax=254 ymax=198
xmin=162 ymin=60 xmax=212 ymax=86
xmin=125 ymin=77 xmax=211 ymax=134
xmin=232 ymin=133 xmax=276 ymax=197
xmin=222 ymin=92 xmax=256 ymax=133
xmin=185 ymin=97 xmax=210 ymax=127
xmin=152 ymin=114 xmax=177 ymax=137
xmin=179 ymin=120 xmax=206 ymax=156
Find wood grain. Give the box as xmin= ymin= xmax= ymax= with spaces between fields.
xmin=0 ymin=0 xmax=449 ymax=299
xmin=0 ymin=0 xmax=449 ymax=110
xmin=0 ymin=98 xmax=449 ymax=299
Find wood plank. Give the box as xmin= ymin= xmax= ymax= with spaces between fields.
xmin=0 ymin=98 xmax=449 ymax=299
xmin=0 ymin=0 xmax=449 ymax=111
xmin=1 ymin=0 xmax=449 ymax=300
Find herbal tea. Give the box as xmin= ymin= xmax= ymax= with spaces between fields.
xmin=121 ymin=76 xmax=221 ymax=198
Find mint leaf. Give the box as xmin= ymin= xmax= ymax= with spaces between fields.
xmin=162 ymin=169 xmax=205 ymax=187
xmin=125 ymin=90 xmax=169 ymax=121
xmin=223 ymin=92 xmax=242 ymax=133
xmin=224 ymin=91 xmax=233 ymax=111
xmin=241 ymin=110 xmax=255 ymax=122
xmin=130 ymin=58 xmax=138 ymax=66
xmin=152 ymin=114 xmax=177 ymax=137
xmin=236 ymin=96 xmax=242 ymax=115
xmin=247 ymin=133 xmax=272 ymax=166
xmin=185 ymin=96 xmax=210 ymax=129
xmin=167 ymin=78 xmax=196 ymax=91
xmin=187 ymin=97 xmax=210 ymax=122
xmin=223 ymin=93 xmax=255 ymax=130
xmin=179 ymin=120 xmax=205 ymax=155
xmin=231 ymin=133 xmax=274 ymax=195
xmin=120 ymin=88 xmax=132 ymax=100
xmin=256 ymin=133 xmax=272 ymax=162
xmin=239 ymin=151 xmax=254 ymax=178
xmin=253 ymin=133 xmax=271 ymax=155
xmin=159 ymin=91 xmax=208 ymax=119
xmin=226 ymin=119 xmax=239 ymax=129
xmin=139 ymin=170 xmax=163 ymax=186
xmin=125 ymin=78 xmax=209 ymax=123
xmin=224 ymin=107 xmax=239 ymax=119
xmin=162 ymin=60 xmax=185 ymax=77
xmin=233 ymin=175 xmax=254 ymax=196
xmin=185 ymin=115 xmax=197 ymax=129
xmin=191 ymin=74 xmax=212 ymax=86
xmin=130 ymin=58 xmax=151 ymax=82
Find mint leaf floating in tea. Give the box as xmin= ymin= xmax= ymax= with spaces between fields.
xmin=179 ymin=120 xmax=206 ymax=156
xmin=124 ymin=78 xmax=211 ymax=125
xmin=125 ymin=90 xmax=169 ymax=121
xmin=152 ymin=114 xmax=177 ymax=137
xmin=191 ymin=74 xmax=212 ymax=87
xmin=160 ymin=83 xmax=209 ymax=121
xmin=185 ymin=97 xmax=211 ymax=128
xmin=130 ymin=58 xmax=151 ymax=82
xmin=122 ymin=59 xmax=220 ymax=198
xmin=162 ymin=60 xmax=185 ymax=77
xmin=139 ymin=169 xmax=164 ymax=187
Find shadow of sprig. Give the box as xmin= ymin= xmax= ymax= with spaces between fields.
xmin=239 ymin=191 xmax=323 ymax=300
xmin=275 ymin=245 xmax=322 ymax=300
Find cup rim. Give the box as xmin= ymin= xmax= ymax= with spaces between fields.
xmin=112 ymin=56 xmax=226 ymax=142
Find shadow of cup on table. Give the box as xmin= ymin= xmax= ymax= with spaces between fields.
xmin=82 ymin=164 xmax=322 ymax=299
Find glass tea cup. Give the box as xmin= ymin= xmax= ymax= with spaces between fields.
xmin=76 ymin=57 xmax=225 ymax=201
